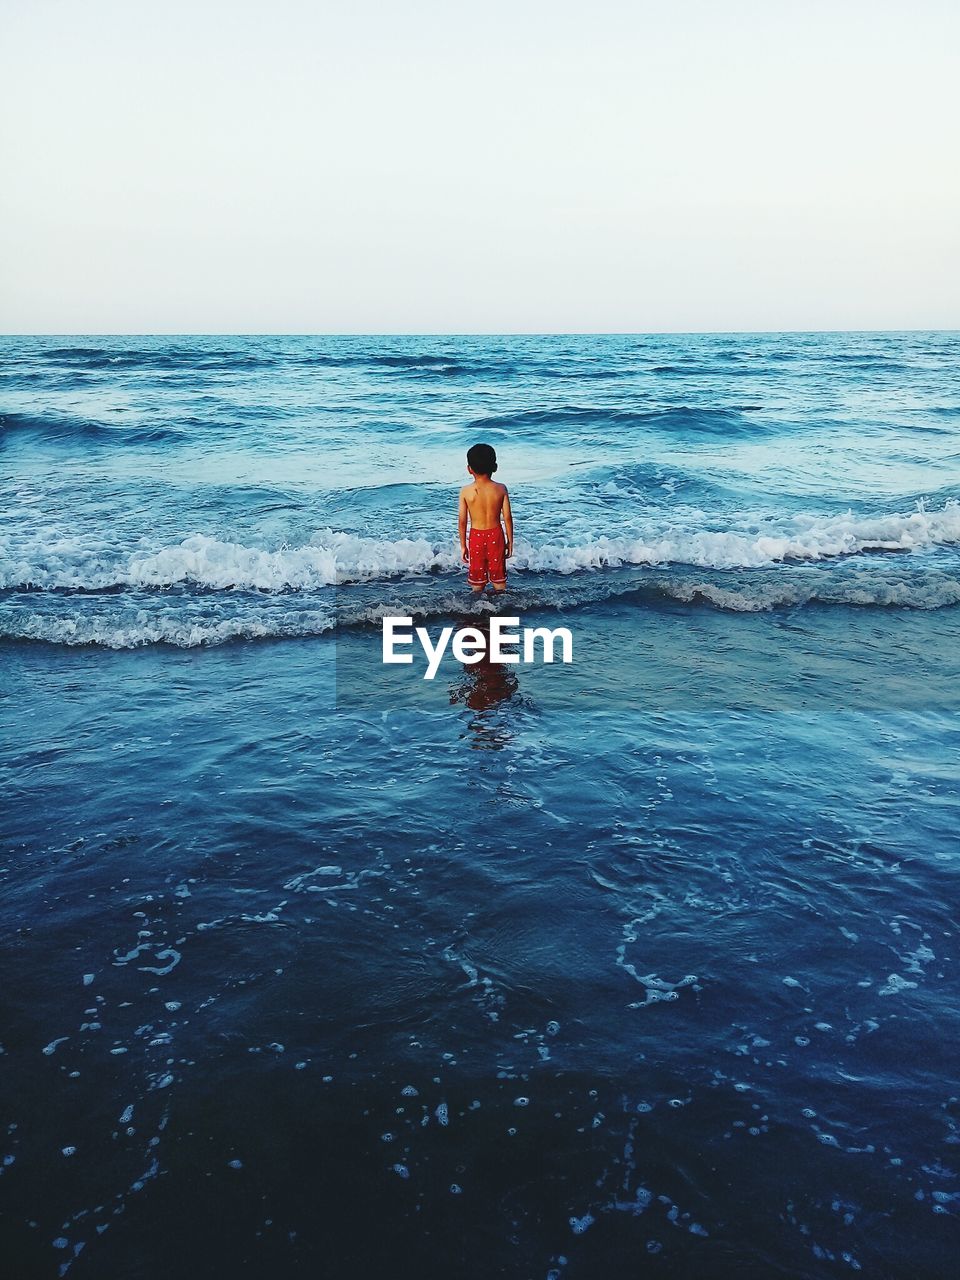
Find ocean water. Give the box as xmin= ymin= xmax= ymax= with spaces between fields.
xmin=2 ymin=333 xmax=959 ymax=1278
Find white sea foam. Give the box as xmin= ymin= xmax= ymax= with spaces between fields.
xmin=0 ymin=609 xmax=337 ymax=648
xmin=0 ymin=530 xmax=446 ymax=591
xmin=2 ymin=503 xmax=958 ymax=591
xmin=2 ymin=563 xmax=958 ymax=647
xmin=518 ymin=501 xmax=960 ymax=574
xmin=658 ymin=575 xmax=960 ymax=612
xmin=2 ymin=503 xmax=958 ymax=646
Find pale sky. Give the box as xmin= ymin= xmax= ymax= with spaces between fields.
xmin=1 ymin=0 xmax=958 ymax=333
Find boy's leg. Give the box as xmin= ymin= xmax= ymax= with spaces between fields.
xmin=489 ymin=531 xmax=507 ymax=593
xmin=466 ymin=535 xmax=482 ymax=591
xmin=467 ymin=529 xmax=490 ymax=592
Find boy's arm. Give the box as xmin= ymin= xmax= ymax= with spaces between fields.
xmin=458 ymin=489 xmax=469 ymax=562
xmin=502 ymin=489 xmax=513 ymax=557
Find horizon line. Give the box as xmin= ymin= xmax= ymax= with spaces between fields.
xmin=1 ymin=327 xmax=958 ymax=339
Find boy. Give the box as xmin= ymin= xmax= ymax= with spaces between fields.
xmin=458 ymin=442 xmax=513 ymax=592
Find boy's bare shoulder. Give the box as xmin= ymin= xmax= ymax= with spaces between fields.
xmin=459 ymin=482 xmax=476 ymax=497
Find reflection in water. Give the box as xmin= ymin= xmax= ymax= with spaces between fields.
xmin=448 ymin=614 xmax=521 ymax=750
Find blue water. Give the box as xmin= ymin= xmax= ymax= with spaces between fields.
xmin=2 ymin=334 xmax=959 ymax=1278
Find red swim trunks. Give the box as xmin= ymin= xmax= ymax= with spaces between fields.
xmin=468 ymin=526 xmax=507 ymax=587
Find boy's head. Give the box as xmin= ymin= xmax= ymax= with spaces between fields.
xmin=467 ymin=442 xmax=497 ymax=477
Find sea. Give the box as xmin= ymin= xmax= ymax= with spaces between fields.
xmin=2 ymin=333 xmax=959 ymax=1279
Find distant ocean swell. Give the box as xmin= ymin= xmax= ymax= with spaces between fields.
xmin=1 ymin=405 xmax=771 ymax=444
xmin=2 ymin=349 xmax=515 ymax=378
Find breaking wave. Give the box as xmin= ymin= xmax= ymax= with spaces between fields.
xmin=2 ymin=501 xmax=959 ymax=647
xmin=3 ymin=561 xmax=959 ymax=648
xmin=3 ymin=503 xmax=958 ymax=593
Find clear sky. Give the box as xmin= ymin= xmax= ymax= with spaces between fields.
xmin=1 ymin=0 xmax=957 ymax=333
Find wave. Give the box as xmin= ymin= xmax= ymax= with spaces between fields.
xmin=817 ymin=354 xmax=911 ymax=372
xmin=4 ymin=560 xmax=959 ymax=648
xmin=544 ymin=366 xmax=626 ymax=380
xmin=300 ymin=352 xmax=459 ymax=369
xmin=297 ymin=352 xmax=519 ymax=377
xmin=0 ymin=608 xmax=336 ymax=649
xmin=651 ymin=575 xmax=960 ymax=612
xmin=465 ymin=405 xmax=767 ymax=436
xmin=649 ymin=364 xmax=759 ymax=379
xmin=0 ymin=530 xmax=441 ymax=591
xmin=35 ymin=347 xmax=276 ymax=371
xmin=521 ymin=502 xmax=960 ymax=572
xmin=2 ymin=503 xmax=959 ymax=593
xmin=28 ymin=346 xmax=525 ymax=379
xmin=0 ymin=413 xmax=184 ymax=446
xmin=335 ymin=567 xmax=960 ymax=620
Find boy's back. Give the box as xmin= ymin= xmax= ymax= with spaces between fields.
xmin=461 ymin=476 xmax=508 ymax=530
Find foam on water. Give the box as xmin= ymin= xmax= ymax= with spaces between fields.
xmin=3 ymin=555 xmax=959 ymax=647
xmin=2 ymin=503 xmax=959 ymax=591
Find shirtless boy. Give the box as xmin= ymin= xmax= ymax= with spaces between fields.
xmin=458 ymin=443 xmax=514 ymax=592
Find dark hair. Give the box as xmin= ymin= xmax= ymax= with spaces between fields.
xmin=467 ymin=442 xmax=497 ymax=476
